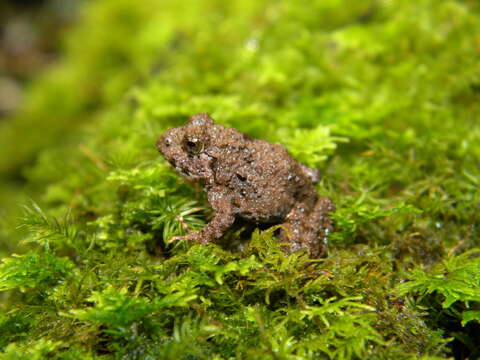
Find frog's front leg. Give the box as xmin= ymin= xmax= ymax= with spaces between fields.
xmin=169 ymin=188 xmax=235 ymax=244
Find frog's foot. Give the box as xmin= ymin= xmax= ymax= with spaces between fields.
xmin=168 ymin=207 xmax=235 ymax=246
xmin=168 ymin=231 xmax=210 ymax=245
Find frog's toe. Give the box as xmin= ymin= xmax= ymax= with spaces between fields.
xmin=167 ymin=235 xmax=183 ymax=243
xmin=168 ymin=232 xmax=205 ymax=244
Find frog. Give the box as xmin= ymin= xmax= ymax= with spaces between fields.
xmin=156 ymin=113 xmax=335 ymax=257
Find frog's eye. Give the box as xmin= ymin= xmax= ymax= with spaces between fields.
xmin=183 ymin=137 xmax=204 ymax=154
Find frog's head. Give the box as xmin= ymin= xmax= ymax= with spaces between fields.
xmin=157 ymin=113 xmax=215 ymax=182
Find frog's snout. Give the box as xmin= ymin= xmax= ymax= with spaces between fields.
xmin=156 ymin=136 xmax=163 ymax=152
xmin=156 ymin=134 xmax=172 ymax=153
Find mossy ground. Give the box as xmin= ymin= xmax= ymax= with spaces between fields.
xmin=1 ymin=0 xmax=480 ymax=359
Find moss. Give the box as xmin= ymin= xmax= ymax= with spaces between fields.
xmin=1 ymin=0 xmax=480 ymax=358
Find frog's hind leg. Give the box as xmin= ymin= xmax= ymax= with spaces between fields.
xmin=279 ymin=197 xmax=335 ymax=258
xmin=307 ymin=197 xmax=335 ymax=257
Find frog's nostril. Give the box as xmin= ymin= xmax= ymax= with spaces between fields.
xmin=157 ymin=136 xmax=172 ymax=151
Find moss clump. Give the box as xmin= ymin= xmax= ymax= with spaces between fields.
xmin=1 ymin=0 xmax=480 ymax=358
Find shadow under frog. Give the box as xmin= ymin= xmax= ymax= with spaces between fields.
xmin=156 ymin=113 xmax=335 ymax=258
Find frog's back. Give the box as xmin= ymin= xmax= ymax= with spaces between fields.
xmin=229 ymin=138 xmax=315 ymax=222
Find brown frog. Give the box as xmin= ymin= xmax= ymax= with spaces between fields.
xmin=156 ymin=113 xmax=335 ymax=257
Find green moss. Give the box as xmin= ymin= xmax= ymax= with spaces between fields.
xmin=0 ymin=252 xmax=75 ymax=292
xmin=1 ymin=0 xmax=480 ymax=358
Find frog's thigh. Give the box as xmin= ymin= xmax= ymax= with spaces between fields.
xmin=278 ymin=202 xmax=313 ymax=253
xmin=279 ymin=198 xmax=332 ymax=257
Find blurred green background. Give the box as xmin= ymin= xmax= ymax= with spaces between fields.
xmin=0 ymin=0 xmax=81 ymax=256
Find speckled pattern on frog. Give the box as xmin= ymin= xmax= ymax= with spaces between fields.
xmin=157 ymin=113 xmax=335 ymax=257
